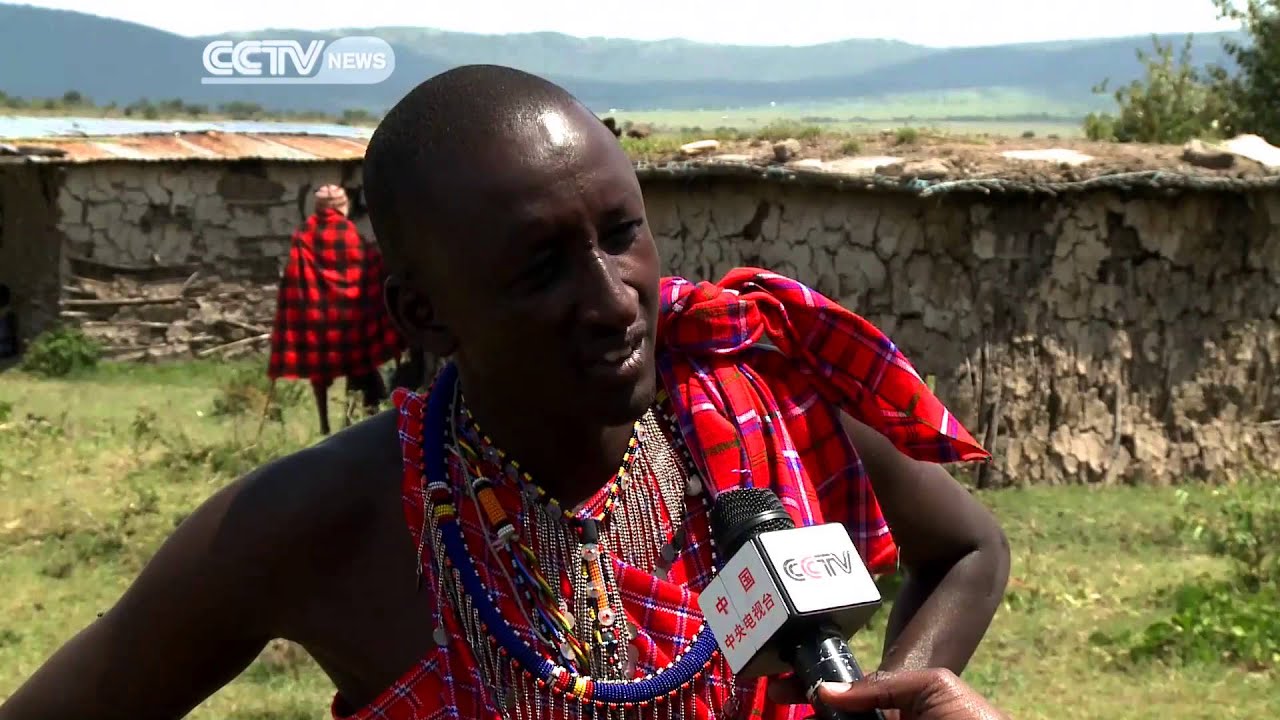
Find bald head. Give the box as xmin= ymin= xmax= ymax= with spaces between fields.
xmin=366 ymin=66 xmax=659 ymax=431
xmin=363 ymin=65 xmax=610 ymax=276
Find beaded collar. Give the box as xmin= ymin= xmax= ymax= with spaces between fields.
xmin=421 ymin=362 xmax=724 ymax=710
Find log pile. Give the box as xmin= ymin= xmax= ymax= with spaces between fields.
xmin=60 ymin=256 xmax=279 ymax=361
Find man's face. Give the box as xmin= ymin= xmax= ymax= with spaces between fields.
xmin=397 ymin=106 xmax=660 ymax=427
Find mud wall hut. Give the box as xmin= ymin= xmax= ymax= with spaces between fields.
xmin=1 ymin=119 xmax=1279 ymax=488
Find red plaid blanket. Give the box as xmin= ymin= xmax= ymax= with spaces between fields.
xmin=338 ymin=268 xmax=987 ymax=720
xmin=268 ymin=209 xmax=404 ymax=382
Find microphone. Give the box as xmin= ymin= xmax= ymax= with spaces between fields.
xmin=697 ymin=487 xmax=886 ymax=720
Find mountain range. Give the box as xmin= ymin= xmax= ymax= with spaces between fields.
xmin=0 ymin=3 xmax=1242 ymax=116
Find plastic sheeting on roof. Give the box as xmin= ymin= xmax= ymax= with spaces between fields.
xmin=0 ymin=115 xmax=374 ymax=141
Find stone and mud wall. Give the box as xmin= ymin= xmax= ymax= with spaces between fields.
xmin=640 ymin=178 xmax=1280 ymax=488
xmin=46 ymin=160 xmax=364 ymax=360
xmin=19 ymin=162 xmax=1280 ymax=486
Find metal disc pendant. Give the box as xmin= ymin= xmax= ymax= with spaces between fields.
xmin=598 ymin=608 xmax=616 ymax=627
xmin=660 ymin=542 xmax=678 ymax=563
xmin=433 ymin=626 xmax=449 ymax=646
xmin=626 ymin=641 xmax=641 ymax=676
xmin=560 ymin=640 xmax=575 ymax=661
xmin=685 ymin=475 xmax=703 ymax=496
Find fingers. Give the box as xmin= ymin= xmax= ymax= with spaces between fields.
xmin=815 ymin=670 xmax=946 ymax=712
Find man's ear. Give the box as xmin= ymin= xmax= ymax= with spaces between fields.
xmin=385 ymin=275 xmax=458 ymax=357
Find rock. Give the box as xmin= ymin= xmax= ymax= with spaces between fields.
xmin=625 ymin=124 xmax=653 ymax=139
xmin=901 ymin=159 xmax=950 ymax=180
xmin=679 ymin=140 xmax=720 ymax=157
xmin=875 ymin=159 xmax=950 ymax=180
xmin=1182 ymin=139 xmax=1235 ymax=169
xmin=773 ymin=138 xmax=802 ymax=163
xmin=1221 ymin=133 xmax=1280 ymax=169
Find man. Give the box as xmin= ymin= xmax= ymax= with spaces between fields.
xmin=267 ymin=184 xmax=404 ymax=434
xmin=0 ymin=66 xmax=1008 ymax=720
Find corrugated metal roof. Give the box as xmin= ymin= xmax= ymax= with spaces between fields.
xmin=0 ymin=116 xmax=373 ymax=140
xmin=0 ymin=116 xmax=372 ymax=163
xmin=3 ymin=133 xmax=368 ymax=163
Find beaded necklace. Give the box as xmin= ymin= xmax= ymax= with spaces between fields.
xmin=455 ymin=400 xmax=642 ymax=675
xmin=418 ymin=362 xmax=733 ymax=718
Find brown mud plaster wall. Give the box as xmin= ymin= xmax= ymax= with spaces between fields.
xmin=0 ymin=164 xmax=63 ymax=346
xmin=641 ymin=178 xmax=1280 ymax=487
xmin=55 ymin=160 xmax=364 ymax=360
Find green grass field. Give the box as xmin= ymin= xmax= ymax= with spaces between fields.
xmin=602 ymin=89 xmax=1095 ymax=138
xmin=0 ymin=360 xmax=1275 ymax=719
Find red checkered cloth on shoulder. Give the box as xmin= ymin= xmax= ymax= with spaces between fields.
xmin=268 ymin=208 xmax=404 ymax=383
xmin=335 ymin=268 xmax=988 ymax=720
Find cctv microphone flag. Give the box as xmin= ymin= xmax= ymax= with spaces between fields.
xmin=696 ymin=508 xmax=883 ymax=677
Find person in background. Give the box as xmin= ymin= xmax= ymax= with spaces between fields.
xmin=0 ymin=284 xmax=17 ymax=360
xmin=266 ymin=184 xmax=404 ymax=434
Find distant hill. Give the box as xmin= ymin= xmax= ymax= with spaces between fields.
xmin=0 ymin=3 xmax=1242 ymax=116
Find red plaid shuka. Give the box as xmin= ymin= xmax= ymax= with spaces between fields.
xmin=268 ymin=208 xmax=404 ymax=383
xmin=336 ymin=268 xmax=988 ymax=720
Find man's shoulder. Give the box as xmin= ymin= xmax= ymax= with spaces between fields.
xmin=226 ymin=411 xmax=402 ymax=551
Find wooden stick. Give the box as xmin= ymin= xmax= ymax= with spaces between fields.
xmin=255 ymin=379 xmax=277 ymax=443
xmin=65 ymin=254 xmax=198 ymax=274
xmin=977 ymin=371 xmax=1003 ymax=490
xmin=80 ymin=320 xmax=174 ymax=329
xmin=216 ymin=318 xmax=270 ymax=335
xmin=179 ymin=271 xmax=201 ymax=295
xmin=62 ymin=295 xmax=183 ymax=308
xmin=195 ymin=333 xmax=269 ymax=358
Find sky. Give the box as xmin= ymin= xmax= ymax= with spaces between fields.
xmin=16 ymin=0 xmax=1241 ymax=47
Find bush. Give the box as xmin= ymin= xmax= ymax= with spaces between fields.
xmin=19 ymin=327 xmax=101 ymax=378
xmin=1086 ymin=34 xmax=1226 ymax=143
xmin=1172 ymin=481 xmax=1280 ymax=588
xmin=756 ymin=121 xmax=823 ymax=142
xmin=1091 ymin=478 xmax=1280 ymax=669
xmin=1210 ymin=0 xmax=1280 ymax=144
xmin=210 ymin=365 xmax=305 ymax=421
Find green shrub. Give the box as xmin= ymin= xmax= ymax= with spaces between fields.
xmin=210 ymin=365 xmax=304 ymax=421
xmin=1091 ymin=479 xmax=1280 ymax=669
xmin=19 ymin=327 xmax=101 ymax=378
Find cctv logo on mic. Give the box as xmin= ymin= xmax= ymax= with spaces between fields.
xmin=781 ymin=551 xmax=859 ymax=581
xmin=698 ymin=523 xmax=881 ymax=677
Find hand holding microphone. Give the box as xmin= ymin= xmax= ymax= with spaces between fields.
xmin=812 ymin=670 xmax=1009 ymax=720
xmin=698 ymin=487 xmax=886 ymax=720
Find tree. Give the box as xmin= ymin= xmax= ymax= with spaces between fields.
xmin=1084 ymin=34 xmax=1225 ymax=143
xmin=1086 ymin=1 xmax=1280 ymax=144
xmin=1209 ymin=0 xmax=1280 ymax=143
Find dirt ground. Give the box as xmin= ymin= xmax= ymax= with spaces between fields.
xmin=646 ymin=131 xmax=1280 ymax=183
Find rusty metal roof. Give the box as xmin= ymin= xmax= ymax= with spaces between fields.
xmin=0 ymin=116 xmax=372 ymax=163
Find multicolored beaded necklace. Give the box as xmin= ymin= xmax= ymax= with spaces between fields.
xmin=418 ymin=362 xmax=731 ymax=718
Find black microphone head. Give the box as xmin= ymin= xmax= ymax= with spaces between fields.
xmin=710 ymin=487 xmax=797 ymax=557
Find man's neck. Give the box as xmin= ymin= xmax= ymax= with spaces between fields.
xmin=458 ymin=386 xmax=639 ymax=511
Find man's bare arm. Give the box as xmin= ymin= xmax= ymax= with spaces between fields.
xmin=0 ymin=448 xmax=329 ymax=720
xmin=840 ymin=414 xmax=1010 ymax=675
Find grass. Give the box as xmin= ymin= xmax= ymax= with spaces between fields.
xmin=0 ymin=360 xmax=1276 ymax=718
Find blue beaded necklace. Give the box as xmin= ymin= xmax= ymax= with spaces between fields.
xmin=421 ymin=361 xmax=724 ymax=711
